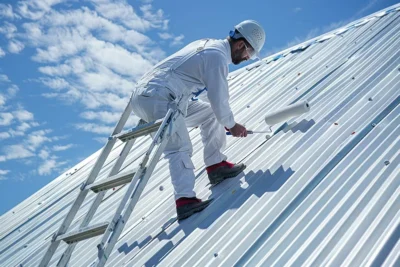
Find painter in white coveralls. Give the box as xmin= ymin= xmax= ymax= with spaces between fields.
xmin=131 ymin=20 xmax=266 ymax=220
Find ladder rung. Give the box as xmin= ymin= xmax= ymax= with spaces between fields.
xmin=115 ymin=119 xmax=163 ymax=142
xmin=56 ymin=222 xmax=109 ymax=244
xmin=87 ymin=169 xmax=137 ymax=193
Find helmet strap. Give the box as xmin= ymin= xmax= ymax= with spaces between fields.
xmin=229 ymin=30 xmax=244 ymax=40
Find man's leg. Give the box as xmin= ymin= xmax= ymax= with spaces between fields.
xmin=185 ymin=100 xmax=227 ymax=167
xmin=131 ymin=87 xmax=196 ymax=199
xmin=185 ymin=100 xmax=246 ymax=184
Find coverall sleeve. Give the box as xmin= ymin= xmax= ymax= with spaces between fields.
xmin=203 ymin=62 xmax=236 ymax=129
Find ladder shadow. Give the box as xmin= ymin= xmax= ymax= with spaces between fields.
xmin=141 ymin=165 xmax=295 ymax=266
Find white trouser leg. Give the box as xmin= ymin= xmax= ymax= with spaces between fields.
xmin=185 ymin=100 xmax=227 ymax=167
xmin=131 ymin=86 xmax=196 ymax=200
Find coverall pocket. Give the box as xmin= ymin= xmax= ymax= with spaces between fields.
xmin=181 ymin=156 xmax=195 ymax=170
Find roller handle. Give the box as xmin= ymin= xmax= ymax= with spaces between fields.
xmin=226 ymin=131 xmax=254 ymax=136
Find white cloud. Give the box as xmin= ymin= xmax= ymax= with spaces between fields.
xmin=75 ymin=123 xmax=114 ymax=134
xmin=0 ymin=4 xmax=18 ymax=19
xmin=13 ymin=109 xmax=34 ymax=121
xmin=0 ymin=22 xmax=17 ymax=39
xmin=8 ymin=40 xmax=25 ymax=54
xmin=41 ymin=77 xmax=70 ymax=90
xmin=0 ymin=144 xmax=35 ymax=162
xmin=0 ymin=113 xmax=13 ymax=126
xmin=158 ymin=32 xmax=173 ymax=40
xmin=38 ymin=159 xmax=56 ymax=175
xmin=0 ymin=47 xmax=5 ymax=57
xmin=17 ymin=0 xmax=65 ymax=20
xmin=8 ymin=84 xmax=19 ymax=97
xmin=0 ymin=94 xmax=5 ymax=106
xmin=52 ymin=144 xmax=74 ymax=151
xmin=0 ymin=74 xmax=10 ymax=83
xmin=0 ymin=169 xmax=10 ymax=180
xmin=26 ymin=129 xmax=52 ymax=149
xmin=158 ymin=32 xmax=184 ymax=46
xmin=16 ymin=122 xmax=31 ymax=131
xmin=0 ymin=132 xmax=11 ymax=140
xmin=80 ymin=111 xmax=120 ymax=124
xmin=38 ymin=148 xmax=50 ymax=159
xmin=92 ymin=0 xmax=151 ymax=32
xmin=171 ymin=34 xmax=184 ymax=46
xmin=140 ymin=4 xmax=168 ymax=30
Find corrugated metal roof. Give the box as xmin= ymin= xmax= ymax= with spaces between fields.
xmin=1 ymin=4 xmax=400 ymax=266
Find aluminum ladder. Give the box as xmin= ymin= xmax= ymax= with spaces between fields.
xmin=39 ymin=94 xmax=181 ymax=267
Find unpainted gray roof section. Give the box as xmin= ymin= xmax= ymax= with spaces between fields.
xmin=1 ymin=3 xmax=400 ymax=266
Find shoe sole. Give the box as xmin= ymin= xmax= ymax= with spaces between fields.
xmin=177 ymin=200 xmax=213 ymax=221
xmin=209 ymin=164 xmax=247 ymax=185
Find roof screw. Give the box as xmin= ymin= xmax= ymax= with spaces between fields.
xmin=326 ymin=66 xmax=328 ymax=68
xmin=351 ymin=131 xmax=356 ymax=135
xmin=371 ymin=123 xmax=376 ymax=127
xmin=159 ymin=185 xmax=164 ymax=191
xmin=352 ymin=77 xmax=355 ymax=80
xmin=334 ymin=122 xmax=339 ymax=125
xmin=384 ymin=160 xmax=390 ymax=165
xmin=24 ymin=244 xmax=28 ymax=248
xmin=368 ymin=97 xmax=373 ymax=101
xmin=214 ymin=253 xmax=218 ymax=257
xmin=247 ymin=105 xmax=250 ymax=108
xmin=142 ymin=216 xmax=146 ymax=220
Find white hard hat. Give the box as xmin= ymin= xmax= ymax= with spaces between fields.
xmin=232 ymin=20 xmax=265 ymax=59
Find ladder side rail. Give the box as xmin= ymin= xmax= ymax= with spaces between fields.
xmin=39 ymin=100 xmax=133 ymax=267
xmin=57 ymin=139 xmax=136 ymax=267
xmin=96 ymin=108 xmax=174 ymax=252
xmin=97 ymin=110 xmax=179 ymax=266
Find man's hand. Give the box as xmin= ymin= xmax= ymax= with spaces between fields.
xmin=229 ymin=123 xmax=247 ymax=137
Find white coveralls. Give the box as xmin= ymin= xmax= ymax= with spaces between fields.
xmin=131 ymin=39 xmax=235 ymax=199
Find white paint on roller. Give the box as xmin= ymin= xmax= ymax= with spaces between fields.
xmin=264 ymin=101 xmax=311 ymax=125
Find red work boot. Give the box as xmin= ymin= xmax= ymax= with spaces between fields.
xmin=206 ymin=161 xmax=246 ymax=185
xmin=176 ymin=197 xmax=213 ymax=220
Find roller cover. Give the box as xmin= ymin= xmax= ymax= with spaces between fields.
xmin=265 ymin=101 xmax=311 ymax=125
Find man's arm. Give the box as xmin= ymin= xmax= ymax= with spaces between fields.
xmin=203 ymin=60 xmax=247 ymax=137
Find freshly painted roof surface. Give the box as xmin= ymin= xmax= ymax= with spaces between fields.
xmin=1 ymin=4 xmax=400 ymax=266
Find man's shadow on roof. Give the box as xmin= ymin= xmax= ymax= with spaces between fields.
xmin=140 ymin=166 xmax=295 ymax=266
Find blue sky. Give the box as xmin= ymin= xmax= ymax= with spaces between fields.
xmin=0 ymin=0 xmax=398 ymax=215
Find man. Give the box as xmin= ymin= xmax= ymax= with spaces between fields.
xmin=131 ymin=20 xmax=265 ymax=220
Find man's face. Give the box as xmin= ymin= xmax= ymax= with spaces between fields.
xmin=231 ymin=40 xmax=251 ymax=65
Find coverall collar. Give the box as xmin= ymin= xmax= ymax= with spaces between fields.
xmin=223 ymin=39 xmax=233 ymax=65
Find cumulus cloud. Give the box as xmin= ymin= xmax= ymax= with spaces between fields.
xmin=80 ymin=111 xmax=120 ymax=124
xmin=52 ymin=144 xmax=74 ymax=151
xmin=38 ymin=148 xmax=50 ymax=159
xmin=0 ymin=94 xmax=5 ymax=106
xmin=17 ymin=0 xmax=66 ymax=20
xmin=0 ymin=74 xmax=10 ymax=83
xmin=38 ymin=157 xmax=67 ymax=175
xmin=0 ymin=22 xmax=17 ymax=39
xmin=8 ymin=40 xmax=25 ymax=53
xmin=0 ymin=4 xmax=18 ymax=19
xmin=0 ymin=144 xmax=35 ymax=162
xmin=40 ymin=77 xmax=70 ymax=90
xmin=13 ymin=109 xmax=34 ymax=121
xmin=7 ymin=84 xmax=19 ymax=97
xmin=0 ymin=113 xmax=13 ymax=126
xmin=0 ymin=169 xmax=10 ymax=180
xmin=0 ymin=47 xmax=5 ymax=57
xmin=0 ymin=132 xmax=11 ymax=140
xmin=75 ymin=123 xmax=114 ymax=134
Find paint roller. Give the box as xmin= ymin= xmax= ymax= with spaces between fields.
xmin=226 ymin=101 xmax=311 ymax=137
